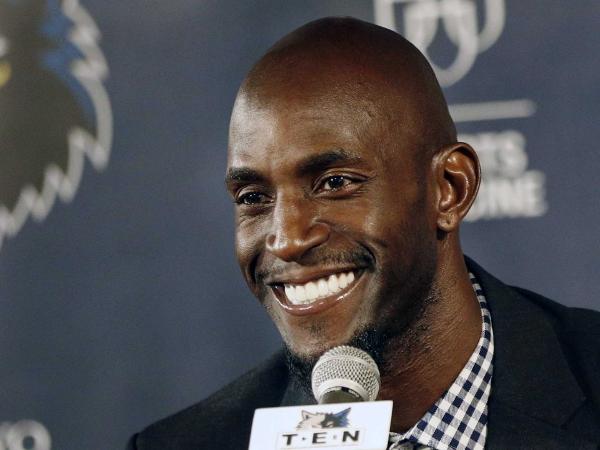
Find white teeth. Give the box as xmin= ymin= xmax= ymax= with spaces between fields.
xmin=282 ymin=271 xmax=358 ymax=305
xmin=327 ymin=274 xmax=339 ymax=293
xmin=338 ymin=273 xmax=348 ymax=289
xmin=317 ymin=279 xmax=329 ymax=296
xmin=285 ymin=285 xmax=296 ymax=302
xmin=347 ymin=271 xmax=355 ymax=284
xmin=305 ymin=282 xmax=319 ymax=301
xmin=295 ymin=285 xmax=306 ymax=302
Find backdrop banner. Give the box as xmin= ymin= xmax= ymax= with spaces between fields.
xmin=0 ymin=1 xmax=598 ymax=449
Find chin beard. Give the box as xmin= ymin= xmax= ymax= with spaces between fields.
xmin=283 ymin=284 xmax=439 ymax=396
xmin=284 ymin=326 xmax=392 ymax=397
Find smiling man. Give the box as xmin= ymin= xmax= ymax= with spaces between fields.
xmin=128 ymin=17 xmax=600 ymax=450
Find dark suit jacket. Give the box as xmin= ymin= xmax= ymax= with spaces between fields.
xmin=128 ymin=258 xmax=600 ymax=449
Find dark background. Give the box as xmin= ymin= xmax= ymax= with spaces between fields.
xmin=0 ymin=1 xmax=598 ymax=448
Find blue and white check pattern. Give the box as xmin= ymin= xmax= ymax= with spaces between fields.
xmin=388 ymin=274 xmax=494 ymax=450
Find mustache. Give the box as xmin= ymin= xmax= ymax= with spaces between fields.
xmin=255 ymin=248 xmax=375 ymax=284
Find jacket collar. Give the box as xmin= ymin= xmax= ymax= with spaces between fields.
xmin=466 ymin=256 xmax=593 ymax=448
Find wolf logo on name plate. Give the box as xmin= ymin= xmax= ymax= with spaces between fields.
xmin=296 ymin=408 xmax=351 ymax=430
xmin=0 ymin=0 xmax=112 ymax=251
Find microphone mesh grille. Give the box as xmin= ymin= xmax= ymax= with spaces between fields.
xmin=311 ymin=345 xmax=381 ymax=402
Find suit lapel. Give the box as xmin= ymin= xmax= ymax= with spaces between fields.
xmin=467 ymin=257 xmax=593 ymax=447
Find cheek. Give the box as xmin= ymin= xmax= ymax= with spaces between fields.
xmin=234 ymin=232 xmax=251 ymax=273
xmin=235 ymin=220 xmax=267 ymax=287
xmin=235 ymin=231 xmax=252 ymax=265
xmin=357 ymin=186 xmax=436 ymax=283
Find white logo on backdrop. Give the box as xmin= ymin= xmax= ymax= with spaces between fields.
xmin=374 ymin=0 xmax=505 ymax=87
xmin=0 ymin=420 xmax=51 ymax=450
xmin=460 ymin=130 xmax=546 ymax=221
xmin=374 ymin=0 xmax=547 ymax=221
xmin=0 ymin=0 xmax=113 ymax=251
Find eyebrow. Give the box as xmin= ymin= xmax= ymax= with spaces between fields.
xmin=224 ymin=148 xmax=364 ymax=187
xmin=224 ymin=167 xmax=265 ymax=187
xmin=296 ymin=148 xmax=364 ymax=177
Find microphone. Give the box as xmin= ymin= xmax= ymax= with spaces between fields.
xmin=311 ymin=345 xmax=381 ymax=404
xmin=249 ymin=345 xmax=392 ymax=449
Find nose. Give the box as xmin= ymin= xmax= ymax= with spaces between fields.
xmin=265 ymin=196 xmax=330 ymax=262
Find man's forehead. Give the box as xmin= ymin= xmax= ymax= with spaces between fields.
xmin=227 ymin=92 xmax=428 ymax=183
xmin=228 ymin=126 xmax=368 ymax=171
xmin=233 ymin=77 xmax=383 ymax=123
xmin=229 ymin=89 xmax=380 ymax=156
xmin=228 ymin=71 xmax=439 ymax=169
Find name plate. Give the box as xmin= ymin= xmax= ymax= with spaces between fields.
xmin=249 ymin=401 xmax=393 ymax=450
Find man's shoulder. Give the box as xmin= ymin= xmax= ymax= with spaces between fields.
xmin=128 ymin=350 xmax=288 ymax=450
xmin=469 ymin=255 xmax=600 ymax=366
xmin=511 ymin=285 xmax=600 ymax=380
xmin=155 ymin=349 xmax=288 ymax=427
xmin=467 ymin=255 xmax=600 ymax=347
xmin=467 ymin=257 xmax=600 ymax=445
xmin=512 ymin=284 xmax=600 ymax=335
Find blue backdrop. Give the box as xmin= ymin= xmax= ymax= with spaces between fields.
xmin=0 ymin=1 xmax=598 ymax=449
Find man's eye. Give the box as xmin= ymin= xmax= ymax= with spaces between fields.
xmin=237 ymin=192 xmax=266 ymax=205
xmin=322 ymin=175 xmax=351 ymax=191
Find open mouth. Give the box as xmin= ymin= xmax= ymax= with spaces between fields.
xmin=270 ymin=269 xmax=364 ymax=315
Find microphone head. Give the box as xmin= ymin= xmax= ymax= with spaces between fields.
xmin=311 ymin=345 xmax=381 ymax=403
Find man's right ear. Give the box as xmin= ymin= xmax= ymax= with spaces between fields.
xmin=433 ymin=142 xmax=481 ymax=233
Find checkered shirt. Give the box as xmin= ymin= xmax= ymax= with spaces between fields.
xmin=388 ymin=273 xmax=494 ymax=450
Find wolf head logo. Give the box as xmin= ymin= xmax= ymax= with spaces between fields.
xmin=0 ymin=0 xmax=112 ymax=251
xmin=296 ymin=408 xmax=351 ymax=430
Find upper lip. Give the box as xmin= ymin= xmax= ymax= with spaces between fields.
xmin=264 ymin=266 xmax=363 ymax=286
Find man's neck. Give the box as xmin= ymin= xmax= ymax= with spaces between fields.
xmin=377 ymin=252 xmax=482 ymax=432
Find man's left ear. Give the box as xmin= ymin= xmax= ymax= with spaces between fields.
xmin=433 ymin=142 xmax=480 ymax=232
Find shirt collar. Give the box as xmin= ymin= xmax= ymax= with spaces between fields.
xmin=389 ymin=273 xmax=494 ymax=450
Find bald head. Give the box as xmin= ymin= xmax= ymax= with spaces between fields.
xmin=235 ymin=17 xmax=456 ymax=157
